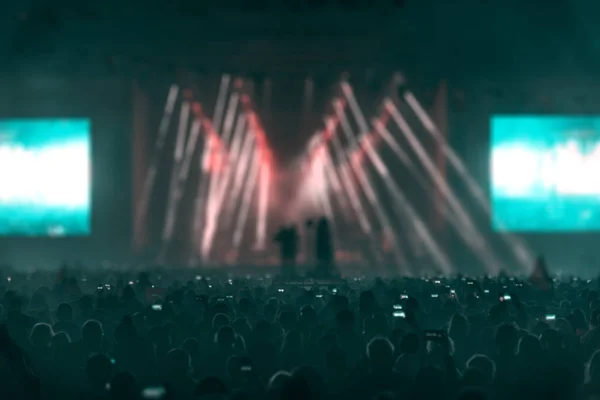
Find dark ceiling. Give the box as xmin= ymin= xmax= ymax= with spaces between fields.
xmin=1 ymin=0 xmax=599 ymax=82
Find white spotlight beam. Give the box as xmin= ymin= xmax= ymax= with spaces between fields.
xmin=372 ymin=119 xmax=416 ymax=171
xmin=234 ymin=147 xmax=260 ymax=249
xmin=161 ymin=102 xmax=192 ymax=243
xmin=361 ymin=129 xmax=453 ymax=274
xmin=341 ymin=82 xmax=452 ymax=274
xmin=212 ymin=75 xmax=231 ymax=134
xmin=210 ymin=114 xmax=248 ymax=239
xmin=403 ymin=90 xmax=534 ymax=269
xmin=334 ymin=104 xmax=410 ymax=272
xmin=345 ymin=119 xmax=456 ymax=228
xmin=310 ymin=149 xmax=335 ymax=223
xmin=135 ymin=84 xmax=179 ymax=240
xmin=227 ymin=126 xmax=256 ymax=224
xmin=329 ymin=126 xmax=372 ymax=235
xmin=303 ymin=100 xmax=379 ymax=264
xmin=197 ymin=75 xmax=231 ymax=255
xmin=385 ymin=99 xmax=502 ymax=275
xmin=327 ymin=120 xmax=386 ymax=265
xmin=256 ymin=162 xmax=271 ymax=249
xmin=162 ymin=119 xmax=202 ymax=258
xmin=305 ymin=117 xmax=352 ymax=216
xmin=221 ymin=93 xmax=240 ymax=147
xmin=321 ymin=147 xmax=345 ymax=203
xmin=179 ymin=119 xmax=203 ymax=182
xmin=307 ymin=123 xmax=353 ymax=221
xmin=206 ymin=92 xmax=239 ymax=229
xmin=372 ymin=118 xmax=453 ymax=217
xmin=242 ymin=106 xmax=272 ymax=254
xmin=321 ymin=147 xmax=354 ymax=224
xmin=191 ymin=134 xmax=213 ymax=261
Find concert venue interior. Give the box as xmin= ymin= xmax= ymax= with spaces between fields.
xmin=0 ymin=1 xmax=599 ymax=277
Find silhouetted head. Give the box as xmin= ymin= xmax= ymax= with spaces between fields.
xmin=115 ymin=316 xmax=137 ymax=343
xmin=336 ymin=309 xmax=355 ymax=332
xmin=268 ymin=371 xmax=292 ymax=392
xmin=317 ymin=217 xmax=328 ymax=229
xmin=216 ymin=325 xmax=236 ymax=349
xmin=122 ymin=285 xmax=136 ymax=301
xmin=518 ymin=334 xmax=543 ymax=360
xmin=30 ymin=322 xmax=53 ymax=348
xmin=254 ymin=320 xmax=270 ymax=338
xmin=540 ymin=328 xmax=563 ymax=351
xmin=56 ymin=303 xmax=73 ymax=322
xmin=166 ymin=348 xmax=191 ymax=378
xmin=212 ymin=313 xmax=230 ymax=332
xmin=50 ymin=331 xmax=71 ymax=357
xmin=449 ymin=313 xmax=468 ymax=337
xmin=367 ymin=336 xmax=395 ymax=371
xmin=588 ymin=350 xmax=600 ymax=383
xmin=495 ymin=323 xmax=518 ymax=355
xmin=467 ymin=354 xmax=495 ymax=384
xmin=359 ymin=290 xmax=377 ymax=311
xmin=82 ymin=320 xmax=104 ymax=349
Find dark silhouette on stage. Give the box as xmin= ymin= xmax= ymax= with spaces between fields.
xmin=315 ymin=217 xmax=336 ymax=278
xmin=274 ymin=217 xmax=336 ymax=278
xmin=273 ymin=225 xmax=299 ymax=277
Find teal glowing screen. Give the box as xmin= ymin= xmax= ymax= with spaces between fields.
xmin=0 ymin=119 xmax=91 ymax=236
xmin=491 ymin=116 xmax=600 ymax=232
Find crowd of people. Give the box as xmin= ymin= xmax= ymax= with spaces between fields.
xmin=1 ymin=262 xmax=600 ymax=400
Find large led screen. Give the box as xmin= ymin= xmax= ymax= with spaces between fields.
xmin=0 ymin=119 xmax=91 ymax=236
xmin=491 ymin=116 xmax=600 ymax=232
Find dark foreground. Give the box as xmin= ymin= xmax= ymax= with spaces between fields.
xmin=1 ymin=267 xmax=599 ymax=400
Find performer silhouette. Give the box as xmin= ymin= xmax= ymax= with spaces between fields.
xmin=274 ymin=225 xmax=298 ymax=277
xmin=315 ymin=217 xmax=335 ymax=277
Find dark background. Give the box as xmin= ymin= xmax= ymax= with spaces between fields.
xmin=0 ymin=0 xmax=599 ymax=273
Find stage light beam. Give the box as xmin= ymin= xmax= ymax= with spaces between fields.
xmin=221 ymin=93 xmax=240 ymax=147
xmin=335 ymin=102 xmax=410 ymax=272
xmin=361 ymin=129 xmax=453 ymax=274
xmin=136 ymin=84 xmax=179 ymax=241
xmin=256 ymin=162 xmax=271 ymax=249
xmin=341 ymin=83 xmax=452 ymax=274
xmin=233 ymin=148 xmax=260 ymax=249
xmin=212 ymin=75 xmax=231 ymax=135
xmin=161 ymin=101 xmax=191 ymax=244
xmin=385 ymin=98 xmax=502 ymax=275
xmin=330 ymin=131 xmax=371 ymax=235
xmin=403 ymin=90 xmax=534 ymax=270
xmin=227 ymin=126 xmax=256 ymax=224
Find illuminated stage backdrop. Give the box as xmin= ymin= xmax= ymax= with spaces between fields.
xmin=491 ymin=116 xmax=600 ymax=232
xmin=0 ymin=119 xmax=91 ymax=236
